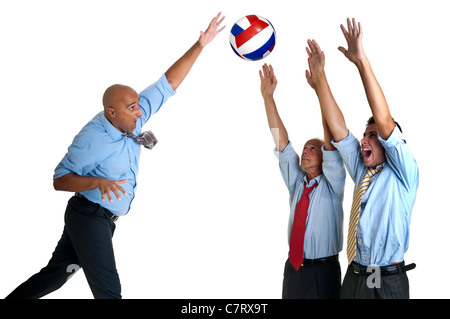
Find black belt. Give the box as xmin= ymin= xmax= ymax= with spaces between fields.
xmin=350 ymin=261 xmax=416 ymax=276
xmin=74 ymin=192 xmax=119 ymax=222
xmin=302 ymin=255 xmax=339 ymax=266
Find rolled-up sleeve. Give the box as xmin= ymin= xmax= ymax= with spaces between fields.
xmin=139 ymin=74 xmax=176 ymax=123
xmin=274 ymin=141 xmax=304 ymax=194
xmin=379 ymin=126 xmax=419 ymax=191
xmin=322 ymin=146 xmax=346 ymax=195
xmin=332 ymin=131 xmax=365 ymax=184
xmin=53 ymin=127 xmax=109 ymax=180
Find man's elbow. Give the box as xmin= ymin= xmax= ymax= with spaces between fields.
xmin=53 ymin=177 xmax=63 ymax=191
xmin=53 ymin=174 xmax=70 ymax=191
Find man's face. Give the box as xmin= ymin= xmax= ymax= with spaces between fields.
xmin=108 ymin=88 xmax=143 ymax=134
xmin=300 ymin=139 xmax=323 ymax=172
xmin=361 ymin=123 xmax=386 ymax=168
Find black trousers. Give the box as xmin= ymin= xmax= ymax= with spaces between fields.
xmin=282 ymin=256 xmax=341 ymax=299
xmin=340 ymin=264 xmax=410 ymax=299
xmin=5 ymin=195 xmax=121 ymax=299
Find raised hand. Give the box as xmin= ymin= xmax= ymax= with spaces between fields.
xmin=338 ymin=18 xmax=366 ymax=64
xmin=305 ymin=39 xmax=325 ymax=91
xmin=198 ymin=12 xmax=226 ymax=47
xmin=259 ymin=63 xmax=277 ymax=98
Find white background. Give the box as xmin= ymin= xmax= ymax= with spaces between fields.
xmin=0 ymin=0 xmax=448 ymax=299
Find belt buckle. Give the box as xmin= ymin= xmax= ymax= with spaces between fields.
xmin=353 ymin=263 xmax=361 ymax=274
xmin=111 ymin=215 xmax=119 ymax=222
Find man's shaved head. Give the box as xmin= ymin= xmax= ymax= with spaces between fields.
xmin=102 ymin=84 xmax=142 ymax=134
xmin=103 ymin=84 xmax=136 ymax=109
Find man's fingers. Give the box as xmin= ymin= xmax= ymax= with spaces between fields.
xmin=112 ymin=188 xmax=121 ymax=201
xmin=338 ymin=46 xmax=347 ymax=56
xmin=307 ymin=39 xmax=321 ymax=55
xmin=312 ymin=39 xmax=321 ymax=52
xmin=106 ymin=191 xmax=113 ymax=203
xmin=116 ymin=185 xmax=127 ymax=196
xmin=347 ymin=18 xmax=353 ymax=36
xmin=268 ymin=64 xmax=275 ymax=77
xmin=340 ymin=24 xmax=349 ymax=41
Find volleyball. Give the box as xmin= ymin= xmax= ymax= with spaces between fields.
xmin=229 ymin=15 xmax=276 ymax=61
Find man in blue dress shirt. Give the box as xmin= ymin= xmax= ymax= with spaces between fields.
xmin=306 ymin=19 xmax=419 ymax=298
xmin=5 ymin=13 xmax=225 ymax=299
xmin=259 ymin=63 xmax=346 ymax=299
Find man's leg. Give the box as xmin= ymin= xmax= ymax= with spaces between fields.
xmin=5 ymin=226 xmax=80 ymax=299
xmin=65 ymin=196 xmax=121 ymax=299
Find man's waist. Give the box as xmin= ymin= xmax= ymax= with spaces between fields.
xmin=75 ymin=192 xmax=120 ymax=222
xmin=77 ymin=189 xmax=131 ymax=216
xmin=302 ymin=255 xmax=339 ymax=266
xmin=350 ymin=261 xmax=416 ymax=276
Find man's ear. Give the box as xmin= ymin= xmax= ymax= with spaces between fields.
xmin=105 ymin=106 xmax=115 ymax=118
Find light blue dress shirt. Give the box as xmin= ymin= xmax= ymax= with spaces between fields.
xmin=332 ymin=126 xmax=419 ymax=266
xmin=275 ymin=142 xmax=346 ymax=260
xmin=54 ymin=74 xmax=176 ymax=216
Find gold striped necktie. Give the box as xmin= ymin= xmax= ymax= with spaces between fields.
xmin=347 ymin=166 xmax=383 ymax=264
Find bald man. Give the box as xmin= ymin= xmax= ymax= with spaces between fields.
xmin=5 ymin=13 xmax=225 ymax=299
xmin=259 ymin=63 xmax=345 ymax=299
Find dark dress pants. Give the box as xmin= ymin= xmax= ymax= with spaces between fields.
xmin=340 ymin=264 xmax=410 ymax=299
xmin=5 ymin=195 xmax=121 ymax=299
xmin=282 ymin=257 xmax=341 ymax=299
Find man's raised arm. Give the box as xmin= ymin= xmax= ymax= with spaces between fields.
xmin=259 ymin=63 xmax=289 ymax=152
xmin=165 ymin=12 xmax=225 ymax=91
xmin=338 ymin=18 xmax=395 ymax=140
xmin=306 ymin=39 xmax=349 ymax=142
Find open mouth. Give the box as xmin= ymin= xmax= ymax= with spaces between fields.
xmin=362 ymin=148 xmax=372 ymax=159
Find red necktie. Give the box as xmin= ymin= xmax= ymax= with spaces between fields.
xmin=289 ymin=181 xmax=317 ymax=270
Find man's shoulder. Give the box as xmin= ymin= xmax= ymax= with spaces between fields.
xmin=72 ymin=112 xmax=112 ymax=146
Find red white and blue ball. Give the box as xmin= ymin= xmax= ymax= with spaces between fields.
xmin=230 ymin=15 xmax=276 ymax=61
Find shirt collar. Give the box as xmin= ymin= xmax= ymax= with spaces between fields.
xmin=100 ymin=112 xmax=125 ymax=142
xmin=303 ymin=174 xmax=323 ymax=187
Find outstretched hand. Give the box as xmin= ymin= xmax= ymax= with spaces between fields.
xmin=259 ymin=63 xmax=277 ymax=98
xmin=198 ymin=12 xmax=226 ymax=47
xmin=338 ymin=18 xmax=366 ymax=64
xmin=305 ymin=39 xmax=325 ymax=91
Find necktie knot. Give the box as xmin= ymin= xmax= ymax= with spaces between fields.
xmin=302 ymin=181 xmax=317 ymax=197
xmin=366 ymin=166 xmax=383 ymax=178
xmin=122 ymin=130 xmax=157 ymax=150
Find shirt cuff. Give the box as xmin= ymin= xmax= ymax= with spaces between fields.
xmin=158 ymin=73 xmax=176 ymax=97
xmin=331 ymin=131 xmax=359 ymax=153
xmin=322 ymin=144 xmax=342 ymax=161
xmin=274 ymin=141 xmax=295 ymax=161
xmin=379 ymin=125 xmax=402 ymax=150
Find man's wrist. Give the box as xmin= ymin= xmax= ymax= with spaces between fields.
xmin=354 ymin=55 xmax=370 ymax=69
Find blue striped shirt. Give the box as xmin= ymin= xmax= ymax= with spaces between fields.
xmin=332 ymin=126 xmax=419 ymax=266
xmin=53 ymin=74 xmax=176 ymax=216
xmin=275 ymin=142 xmax=346 ymax=259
